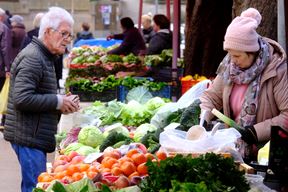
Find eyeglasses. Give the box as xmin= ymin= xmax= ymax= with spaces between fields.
xmin=52 ymin=28 xmax=74 ymax=41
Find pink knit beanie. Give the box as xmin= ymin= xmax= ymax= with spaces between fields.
xmin=223 ymin=8 xmax=262 ymax=52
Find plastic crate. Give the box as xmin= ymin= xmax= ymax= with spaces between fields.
xmin=181 ymin=80 xmax=200 ymax=95
xmin=117 ymin=85 xmax=171 ymax=102
xmin=69 ymin=87 xmax=117 ymax=102
xmin=149 ymin=66 xmax=184 ymax=82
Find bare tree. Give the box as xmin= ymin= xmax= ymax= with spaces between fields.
xmin=184 ymin=0 xmax=277 ymax=78
xmin=233 ymin=0 xmax=277 ymax=40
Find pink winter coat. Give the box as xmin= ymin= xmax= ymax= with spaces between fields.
xmin=200 ymin=37 xmax=288 ymax=142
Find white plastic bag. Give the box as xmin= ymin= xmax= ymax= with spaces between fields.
xmin=150 ymin=79 xmax=211 ymax=128
xmin=159 ymin=128 xmax=241 ymax=153
xmin=176 ymin=79 xmax=211 ymax=109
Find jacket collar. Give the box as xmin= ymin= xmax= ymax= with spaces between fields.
xmin=260 ymin=37 xmax=287 ymax=85
xmin=31 ymin=36 xmax=58 ymax=60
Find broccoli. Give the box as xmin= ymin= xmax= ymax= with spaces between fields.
xmin=166 ymin=108 xmax=185 ymax=124
xmin=176 ymin=99 xmax=201 ymax=131
xmin=141 ymin=127 xmax=163 ymax=153
xmin=99 ymin=132 xmax=132 ymax=152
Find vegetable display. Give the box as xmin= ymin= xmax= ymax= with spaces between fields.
xmin=139 ymin=153 xmax=250 ymax=192
xmin=78 ymin=126 xmax=105 ymax=148
xmin=167 ymin=98 xmax=202 ymax=131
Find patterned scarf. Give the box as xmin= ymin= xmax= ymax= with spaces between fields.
xmin=217 ymin=37 xmax=270 ymax=127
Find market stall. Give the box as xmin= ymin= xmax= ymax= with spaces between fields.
xmin=34 ymin=80 xmax=280 ymax=192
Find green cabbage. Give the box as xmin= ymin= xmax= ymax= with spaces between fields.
xmin=76 ymin=145 xmax=98 ymax=156
xmin=103 ymin=123 xmax=130 ymax=138
xmin=78 ymin=125 xmax=105 ymax=148
xmin=64 ymin=142 xmax=84 ymax=156
xmin=120 ymin=100 xmax=152 ymax=126
xmin=134 ymin=123 xmax=157 ymax=142
xmin=145 ymin=97 xmax=166 ymax=111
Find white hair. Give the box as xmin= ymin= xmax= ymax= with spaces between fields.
xmin=38 ymin=7 xmax=74 ymax=40
xmin=33 ymin=12 xmax=44 ymax=28
xmin=0 ymin=8 xmax=5 ymax=16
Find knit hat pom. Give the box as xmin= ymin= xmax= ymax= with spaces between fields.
xmin=240 ymin=8 xmax=262 ymax=26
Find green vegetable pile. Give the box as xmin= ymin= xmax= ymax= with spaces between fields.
xmin=123 ymin=53 xmax=141 ymax=64
xmin=139 ymin=153 xmax=250 ymax=192
xmin=66 ymin=75 xmax=168 ymax=93
xmin=144 ymin=49 xmax=184 ymax=68
xmin=166 ymin=99 xmax=202 ymax=131
xmin=100 ymin=54 xmax=123 ymax=63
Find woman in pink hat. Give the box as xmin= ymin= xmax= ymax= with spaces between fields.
xmin=199 ymin=8 xmax=288 ymax=162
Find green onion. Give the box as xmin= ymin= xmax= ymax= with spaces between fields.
xmin=211 ymin=108 xmax=241 ymax=129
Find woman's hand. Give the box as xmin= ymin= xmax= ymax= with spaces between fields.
xmin=238 ymin=126 xmax=258 ymax=144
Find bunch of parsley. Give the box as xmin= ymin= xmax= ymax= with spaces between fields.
xmin=139 ymin=153 xmax=250 ymax=192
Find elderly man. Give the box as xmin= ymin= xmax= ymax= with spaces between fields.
xmin=141 ymin=14 xmax=155 ymax=44
xmin=3 ymin=7 xmax=79 ymax=192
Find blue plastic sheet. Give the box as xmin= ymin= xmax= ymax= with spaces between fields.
xmin=73 ymin=38 xmax=122 ymax=48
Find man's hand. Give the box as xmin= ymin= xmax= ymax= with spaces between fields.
xmin=237 ymin=126 xmax=258 ymax=144
xmin=5 ymin=72 xmax=10 ymax=78
xmin=60 ymin=95 xmax=80 ymax=114
xmin=106 ymin=35 xmax=114 ymax=41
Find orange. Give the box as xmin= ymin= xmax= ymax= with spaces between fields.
xmin=72 ymin=172 xmax=84 ymax=181
xmin=78 ymin=163 xmax=90 ymax=172
xmin=54 ymin=171 xmax=66 ymax=180
xmin=118 ymin=156 xmax=134 ymax=165
xmin=66 ymin=164 xmax=80 ymax=176
xmin=120 ymin=161 xmax=136 ymax=176
xmin=128 ymin=171 xmax=140 ymax=180
xmin=101 ymin=157 xmax=118 ymax=169
xmin=137 ymin=163 xmax=148 ymax=175
xmin=126 ymin=148 xmax=140 ymax=158
xmin=87 ymin=171 xmax=98 ymax=179
xmin=156 ymin=151 xmax=167 ymax=161
xmin=88 ymin=165 xmax=99 ymax=173
xmin=100 ymin=167 xmax=111 ymax=173
xmin=131 ymin=153 xmax=147 ymax=166
xmin=38 ymin=172 xmax=52 ymax=182
xmin=111 ymin=167 xmax=122 ymax=176
xmin=111 ymin=162 xmax=120 ymax=168
xmin=38 ymin=172 xmax=54 ymax=182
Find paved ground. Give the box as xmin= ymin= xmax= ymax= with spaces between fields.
xmin=0 ymin=132 xmax=21 ymax=192
xmin=0 ymin=132 xmax=55 ymax=192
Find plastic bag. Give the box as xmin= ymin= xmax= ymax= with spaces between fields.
xmin=159 ymin=128 xmax=241 ymax=154
xmin=150 ymin=80 xmax=211 ymax=128
xmin=176 ymin=79 xmax=211 ymax=109
xmin=0 ymin=77 xmax=10 ymax=114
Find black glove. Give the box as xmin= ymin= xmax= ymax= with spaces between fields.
xmin=238 ymin=126 xmax=258 ymax=144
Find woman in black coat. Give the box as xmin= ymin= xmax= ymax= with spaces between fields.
xmin=147 ymin=14 xmax=172 ymax=55
xmin=107 ymin=17 xmax=146 ymax=56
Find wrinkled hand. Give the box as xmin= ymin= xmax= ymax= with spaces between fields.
xmin=60 ymin=95 xmax=80 ymax=114
xmin=6 ymin=72 xmax=10 ymax=78
xmin=106 ymin=35 xmax=114 ymax=41
xmin=237 ymin=126 xmax=258 ymax=144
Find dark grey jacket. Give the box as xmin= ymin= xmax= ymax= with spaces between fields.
xmin=4 ymin=37 xmax=60 ymax=153
xmin=147 ymin=31 xmax=172 ymax=55
xmin=0 ymin=22 xmax=12 ymax=77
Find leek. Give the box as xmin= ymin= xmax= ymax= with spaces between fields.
xmin=211 ymin=108 xmax=242 ymax=129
